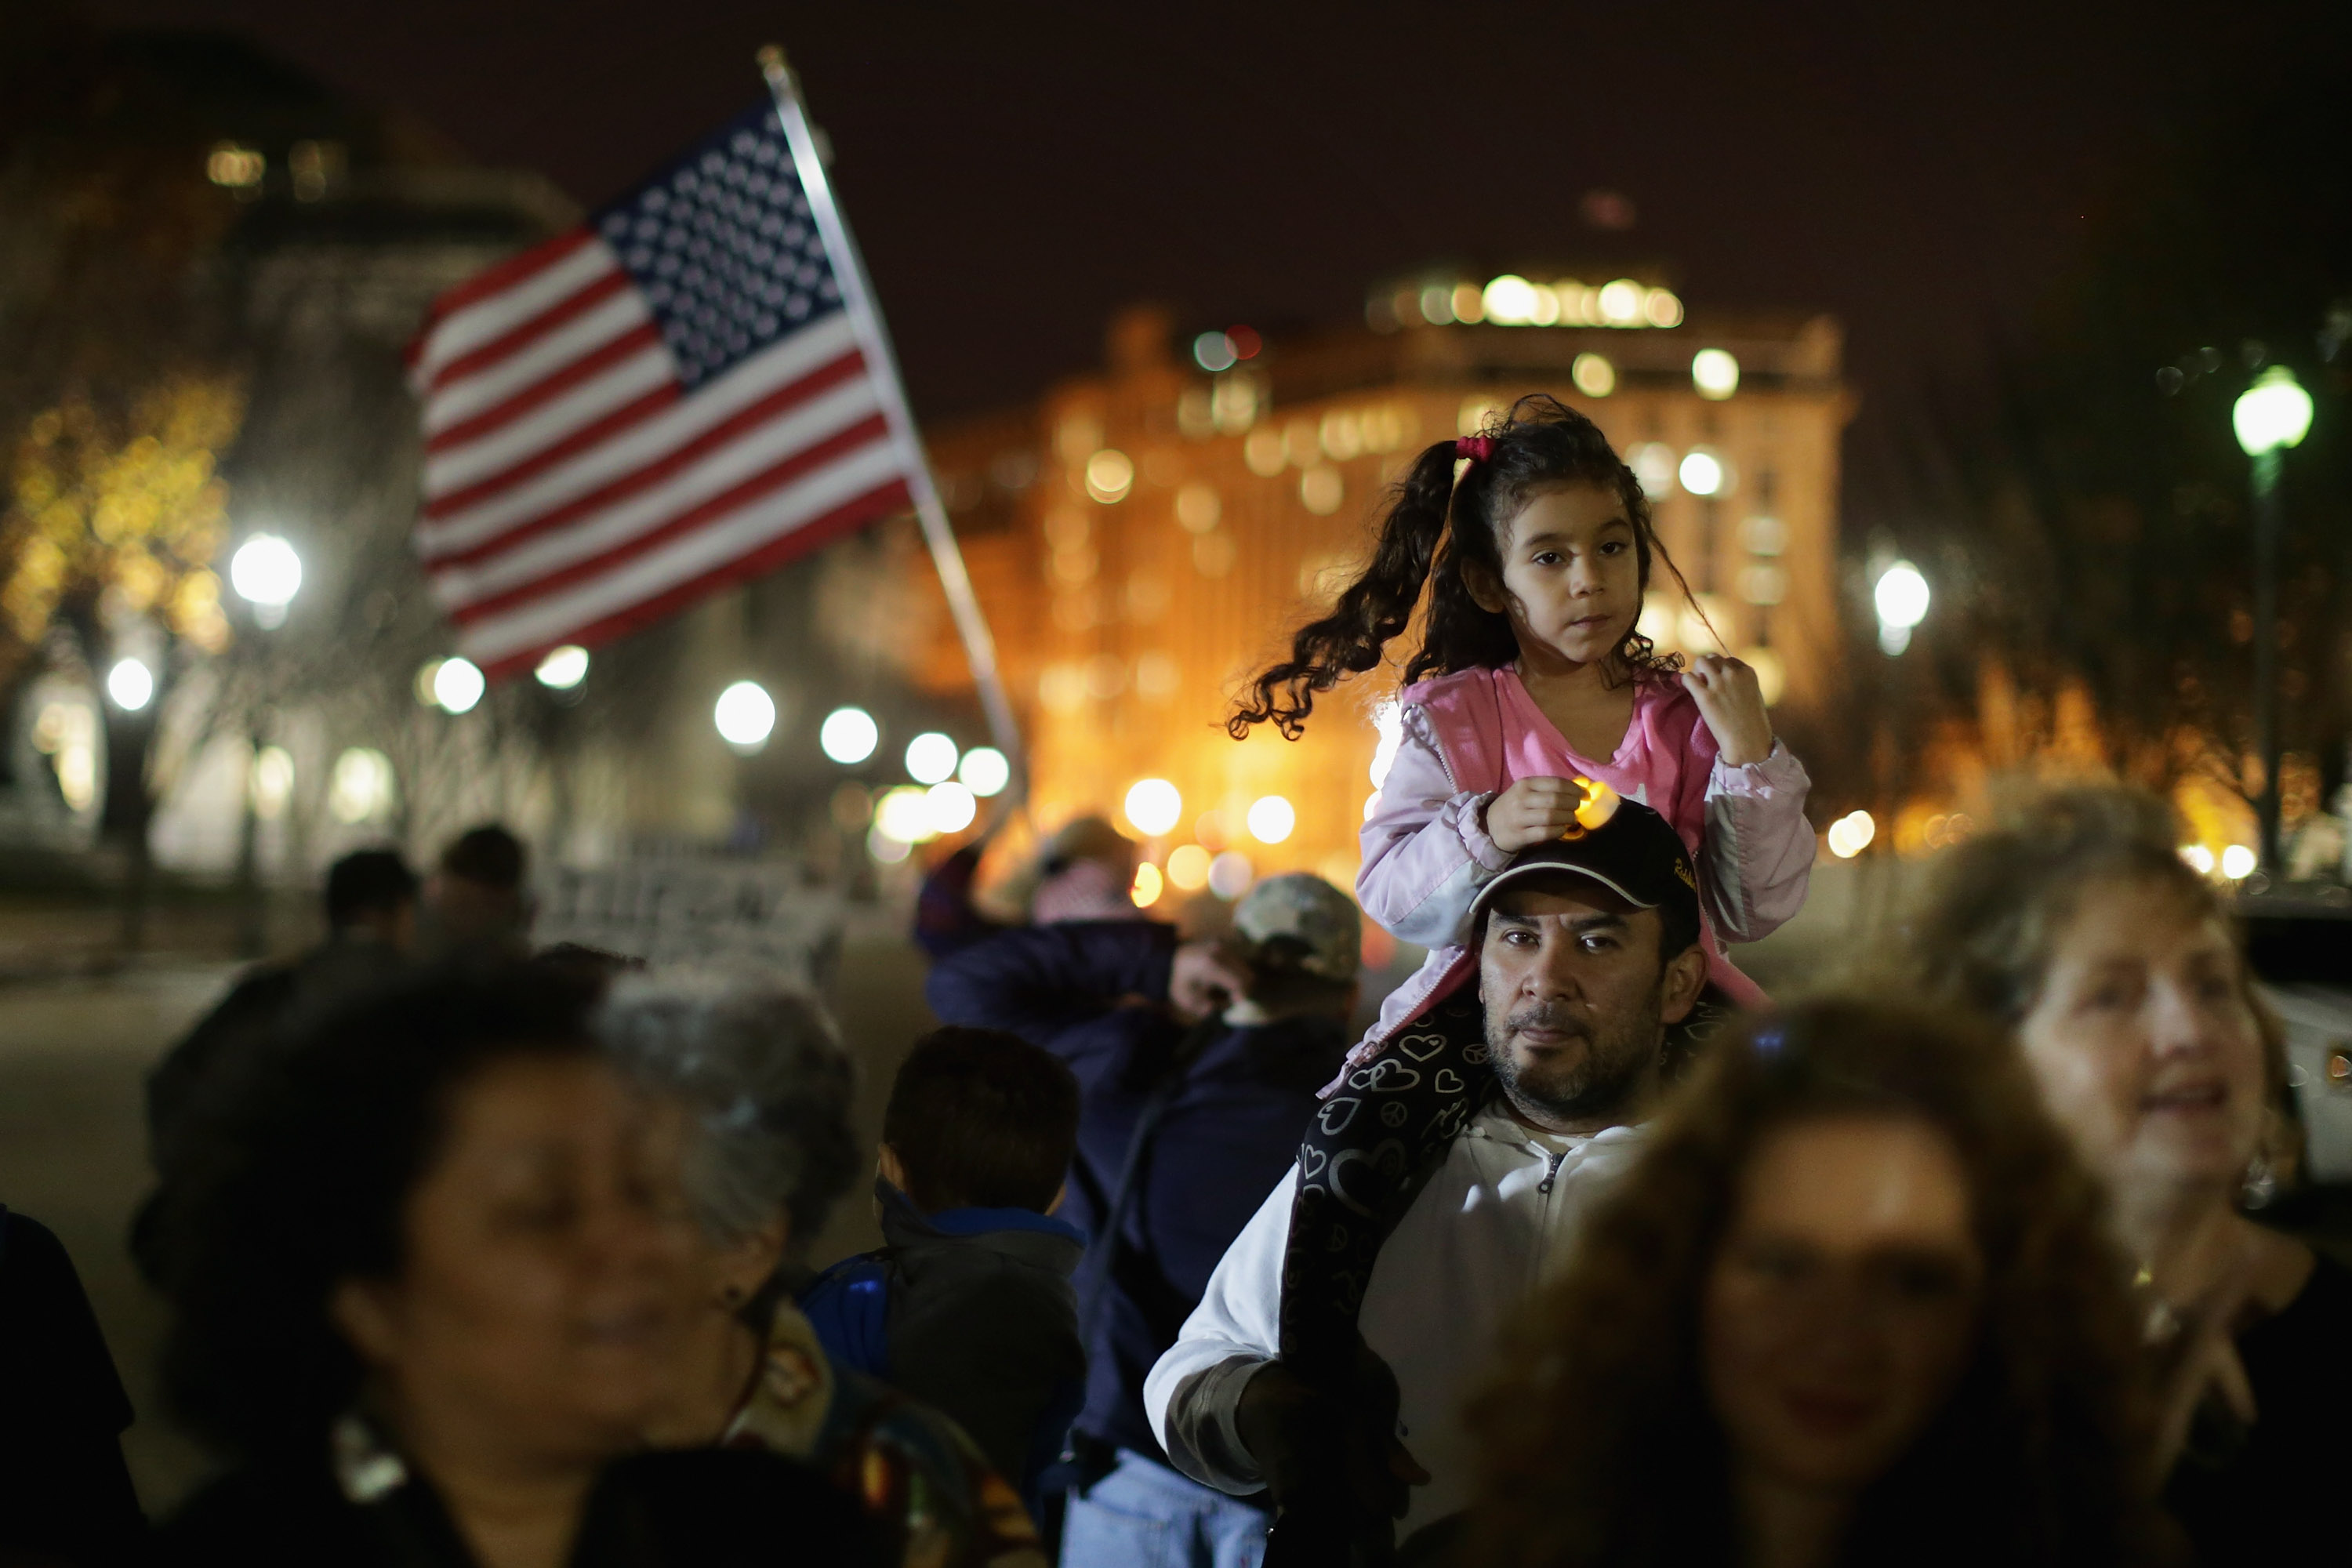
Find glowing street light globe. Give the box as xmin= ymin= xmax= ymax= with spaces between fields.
xmin=1874 ymin=562 xmax=1931 ymax=630
xmin=1679 ymin=447 xmax=1730 ymax=498
xmin=1246 ymin=794 xmax=1296 ymax=844
xmin=905 ymin=731 xmax=958 ymax=785
xmin=228 ymin=535 xmax=301 ymax=626
xmin=2233 ymin=366 xmax=2314 ymax=457
xmin=1123 ymin=778 xmax=1182 ymax=838
xmin=1691 ymin=348 xmax=1740 ymax=401
xmin=957 ymin=746 xmax=1011 ymax=797
xmin=713 ymin=681 xmax=775 ymax=750
xmin=924 ymin=781 xmax=978 ymax=835
xmin=534 ymin=645 xmax=590 ymax=689
xmin=106 ymin=658 xmax=154 ymax=712
xmin=872 ymin=785 xmax=935 ymax=844
xmin=1874 ymin=561 xmax=1930 ymax=653
xmin=818 ymin=706 xmax=879 ymax=765
xmin=432 ymin=656 xmax=485 ymax=715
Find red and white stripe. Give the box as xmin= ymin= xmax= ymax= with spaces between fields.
xmin=409 ymin=230 xmax=913 ymax=681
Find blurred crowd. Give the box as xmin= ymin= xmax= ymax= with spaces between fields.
xmin=1 ymin=786 xmax=2343 ymax=1568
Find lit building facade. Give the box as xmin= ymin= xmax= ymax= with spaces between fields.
xmin=920 ymin=279 xmax=1853 ymax=898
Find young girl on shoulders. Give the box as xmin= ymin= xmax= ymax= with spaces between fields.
xmin=1228 ymin=394 xmax=1817 ymax=1495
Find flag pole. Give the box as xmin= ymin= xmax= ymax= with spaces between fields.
xmin=757 ymin=45 xmax=1025 ymax=789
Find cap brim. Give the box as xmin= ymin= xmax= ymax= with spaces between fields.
xmin=1467 ymin=858 xmax=1661 ymax=924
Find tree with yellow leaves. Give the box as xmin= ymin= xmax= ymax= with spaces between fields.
xmin=2 ymin=376 xmax=240 ymax=673
xmin=0 ymin=376 xmax=245 ymax=939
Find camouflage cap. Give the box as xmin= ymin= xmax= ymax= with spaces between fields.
xmin=1232 ymin=872 xmax=1361 ymax=982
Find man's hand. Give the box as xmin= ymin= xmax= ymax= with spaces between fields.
xmin=1484 ymin=776 xmax=1592 ymax=853
xmin=1169 ymin=940 xmax=1250 ymax=1023
xmin=1681 ymin=653 xmax=1774 ymax=768
xmin=1235 ymin=1356 xmax=1428 ymax=1522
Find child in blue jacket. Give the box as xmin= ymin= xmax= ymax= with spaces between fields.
xmin=800 ymin=1027 xmax=1085 ymax=1523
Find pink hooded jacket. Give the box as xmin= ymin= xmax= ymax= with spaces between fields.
xmin=1338 ymin=664 xmax=1816 ymax=1090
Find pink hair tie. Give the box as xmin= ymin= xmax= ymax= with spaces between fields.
xmin=1454 ymin=436 xmax=1494 ymax=462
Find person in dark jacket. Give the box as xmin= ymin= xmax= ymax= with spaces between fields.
xmin=0 ymin=1205 xmax=147 ymax=1566
xmin=143 ymin=847 xmax=419 ymax=1173
xmin=799 ymin=1028 xmax=1085 ymax=1520
xmin=924 ymin=875 xmax=1359 ymax=1568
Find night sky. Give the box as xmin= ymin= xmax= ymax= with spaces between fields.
xmin=74 ymin=1 xmax=2307 ymax=517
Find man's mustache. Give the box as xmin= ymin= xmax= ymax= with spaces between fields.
xmin=1505 ymin=1003 xmax=1588 ymax=1040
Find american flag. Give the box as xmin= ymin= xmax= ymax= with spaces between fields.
xmin=408 ymin=103 xmax=916 ymax=681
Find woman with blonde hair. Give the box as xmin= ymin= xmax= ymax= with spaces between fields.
xmin=1898 ymin=786 xmax=2349 ymax=1565
xmin=1462 ymin=999 xmax=2167 ymax=1568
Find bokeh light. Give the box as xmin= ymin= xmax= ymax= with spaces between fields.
xmin=433 ymin=657 xmax=485 ymax=715
xmin=1679 ymin=448 xmax=1730 ymax=497
xmin=924 ymin=781 xmax=978 ymax=835
xmin=1875 ymin=562 xmax=1930 ymax=653
xmin=2220 ymin=844 xmax=2257 ymax=880
xmin=2179 ymin=844 xmax=2216 ymax=876
xmin=1570 ymin=353 xmax=1616 ymax=397
xmin=819 ymin=706 xmax=880 ymax=764
xmin=328 ymin=748 xmax=397 ymax=825
xmin=1480 ymin=274 xmax=1541 ymax=325
xmin=106 ymin=658 xmax=154 ymax=712
xmin=1247 ymin=794 xmax=1296 ymax=844
xmin=229 ymin=534 xmax=302 ymax=609
xmin=1826 ymin=810 xmax=1877 ymax=859
xmin=1192 ymin=332 xmax=1237 ymax=372
xmin=873 ymin=784 xmax=936 ymax=844
xmin=1691 ymin=348 xmax=1740 ymax=399
xmin=1123 ymin=777 xmax=1183 ymax=837
xmin=958 ymin=746 xmax=1011 ymax=796
xmin=1625 ymin=442 xmax=1678 ymax=497
xmin=1131 ymin=862 xmax=1164 ymax=909
xmin=1166 ymin=843 xmax=1212 ymax=891
xmin=1596 ymin=279 xmax=1646 ymax=325
xmin=1208 ymin=850 xmax=1255 ymax=899
xmin=713 ymin=680 xmax=775 ymax=749
xmin=535 ymin=645 xmax=590 ymax=689
xmin=1084 ymin=448 xmax=1134 ymax=503
xmin=905 ymin=731 xmax=958 ymax=785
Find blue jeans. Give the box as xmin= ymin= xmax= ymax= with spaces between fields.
xmin=1059 ymin=1450 xmax=1269 ymax=1568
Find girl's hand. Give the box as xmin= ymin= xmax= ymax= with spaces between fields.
xmin=1485 ymin=777 xmax=1592 ymax=853
xmin=1682 ymin=655 xmax=1774 ymax=767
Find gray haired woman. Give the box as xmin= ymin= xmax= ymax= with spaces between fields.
xmin=1897 ymin=788 xmax=2350 ymax=1566
xmin=598 ymin=973 xmax=1046 ymax=1568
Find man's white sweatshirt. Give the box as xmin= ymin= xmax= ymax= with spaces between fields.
xmin=1143 ymin=1102 xmax=1649 ymax=1539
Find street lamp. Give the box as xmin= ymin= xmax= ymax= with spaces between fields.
xmin=713 ymin=680 xmax=776 ymax=752
xmin=106 ymin=657 xmax=154 ymax=712
xmin=227 ymin=535 xmax=302 ymax=628
xmin=2233 ymin=365 xmax=2314 ymax=875
xmin=1873 ymin=562 xmax=1930 ymax=655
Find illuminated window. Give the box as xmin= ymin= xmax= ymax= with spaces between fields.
xmin=1300 ymin=466 xmax=1345 ymax=516
xmin=206 ymin=143 xmax=264 ymax=189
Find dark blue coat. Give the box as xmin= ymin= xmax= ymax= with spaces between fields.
xmin=924 ymin=920 xmax=1345 ymax=1463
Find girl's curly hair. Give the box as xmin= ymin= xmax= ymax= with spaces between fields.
xmin=1462 ymin=998 xmax=2171 ymax=1568
xmin=1230 ymin=393 xmax=1698 ymax=739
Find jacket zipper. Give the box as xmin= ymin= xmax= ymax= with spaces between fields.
xmin=1537 ymin=1149 xmax=1568 ymax=1195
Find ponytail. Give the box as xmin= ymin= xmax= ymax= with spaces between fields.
xmin=1229 ymin=440 xmax=1480 ymax=740
xmin=1232 ymin=393 xmax=1690 ymax=741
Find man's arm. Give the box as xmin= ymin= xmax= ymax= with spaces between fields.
xmin=924 ymin=920 xmax=1178 ymax=1046
xmin=1143 ymin=1169 xmax=1294 ymax=1494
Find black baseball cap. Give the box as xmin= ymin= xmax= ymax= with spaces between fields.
xmin=1467 ymin=793 xmax=1700 ymax=935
